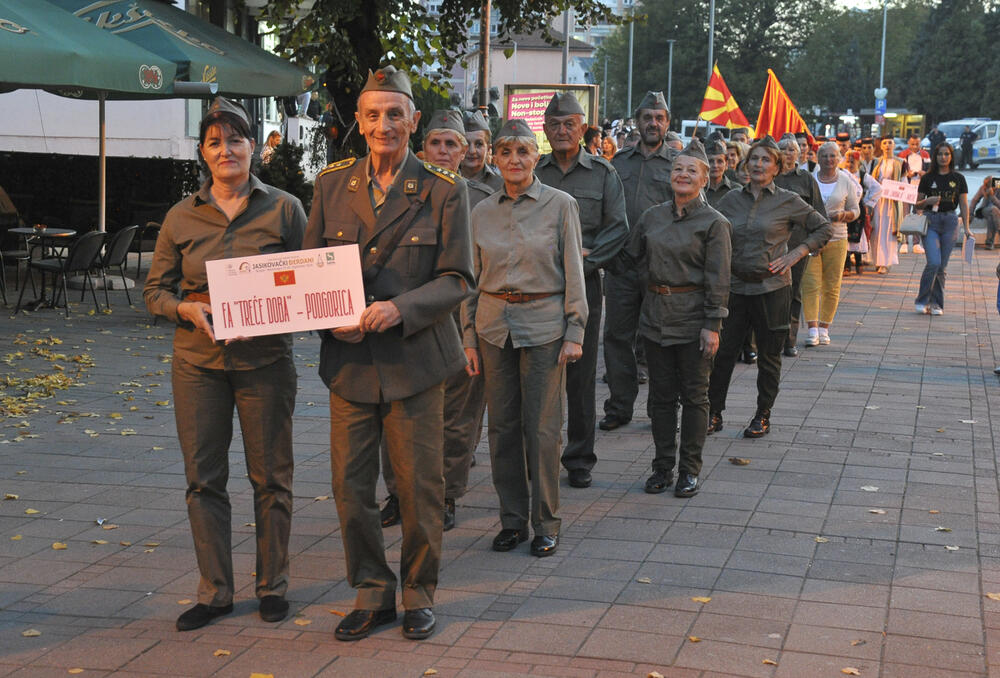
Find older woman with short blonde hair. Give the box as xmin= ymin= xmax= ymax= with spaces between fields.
xmin=463 ymin=119 xmax=587 ymax=558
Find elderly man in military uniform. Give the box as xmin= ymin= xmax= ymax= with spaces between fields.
xmin=535 ymin=92 xmax=628 ymax=489
xmin=304 ymin=66 xmax=474 ymax=642
xmin=600 ymin=91 xmax=677 ymax=433
xmin=379 ymin=109 xmax=496 ymax=533
xmin=705 ymin=138 xmax=740 ymax=208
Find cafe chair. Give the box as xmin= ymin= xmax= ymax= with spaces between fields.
xmin=99 ymin=225 xmax=138 ymax=307
xmin=1 ymin=215 xmax=32 ymax=299
xmin=16 ymin=231 xmax=106 ymax=318
xmin=131 ymin=221 xmax=161 ymax=278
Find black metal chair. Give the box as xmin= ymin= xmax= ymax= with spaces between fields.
xmin=1 ymin=214 xmax=32 ymax=299
xmin=99 ymin=225 xmax=138 ymax=307
xmin=16 ymin=231 xmax=106 ymax=318
xmin=131 ymin=221 xmax=161 ymax=278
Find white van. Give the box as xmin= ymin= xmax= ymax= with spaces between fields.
xmin=679 ymin=119 xmax=732 ymax=144
xmin=923 ymin=118 xmax=1000 ymax=166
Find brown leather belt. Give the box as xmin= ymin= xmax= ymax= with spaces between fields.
xmin=186 ymin=292 xmax=211 ymax=304
xmin=483 ymin=290 xmax=556 ymax=303
xmin=647 ymin=284 xmax=701 ymax=295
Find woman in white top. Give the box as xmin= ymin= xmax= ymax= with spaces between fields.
xmin=843 ymin=150 xmax=882 ymax=274
xmin=801 ymin=142 xmax=860 ymax=346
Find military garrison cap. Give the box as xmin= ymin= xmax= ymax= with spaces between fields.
xmin=752 ymin=135 xmax=781 ymax=151
xmin=464 ymin=110 xmax=490 ymax=133
xmin=202 ymin=96 xmax=250 ymax=128
xmin=544 ymin=92 xmax=585 ymax=117
xmin=360 ymin=65 xmax=413 ymax=100
xmin=425 ymin=109 xmax=465 ymax=136
xmin=705 ymin=139 xmax=728 ymax=157
xmin=634 ymin=90 xmax=669 ymax=116
xmin=678 ymin=137 xmax=709 ymax=167
xmin=496 ymin=118 xmax=535 ymax=140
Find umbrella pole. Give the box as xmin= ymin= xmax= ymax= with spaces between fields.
xmin=99 ymin=91 xmax=106 ymax=233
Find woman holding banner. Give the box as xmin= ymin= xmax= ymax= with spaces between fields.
xmin=870 ymin=136 xmax=904 ymax=274
xmin=144 ymin=97 xmax=306 ymax=632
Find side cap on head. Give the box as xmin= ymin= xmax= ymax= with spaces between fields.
xmin=464 ymin=110 xmax=490 ymax=133
xmin=202 ymin=96 xmax=250 ymax=128
xmin=634 ymin=90 xmax=669 ymax=117
xmin=544 ymin=92 xmax=585 ymax=117
xmin=706 ymin=139 xmax=728 ymax=157
xmin=360 ymin=65 xmax=413 ymax=100
xmin=752 ymin=135 xmax=781 ymax=151
xmin=496 ymin=118 xmax=535 ymax=140
xmin=678 ymin=137 xmax=709 ymax=167
xmin=425 ymin=109 xmax=465 ymax=135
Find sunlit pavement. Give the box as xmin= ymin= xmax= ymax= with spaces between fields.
xmin=2 ymin=245 xmax=1000 ymax=677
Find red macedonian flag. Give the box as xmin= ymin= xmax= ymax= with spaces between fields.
xmin=699 ymin=65 xmax=752 ymax=130
xmin=754 ymin=69 xmax=814 ymax=146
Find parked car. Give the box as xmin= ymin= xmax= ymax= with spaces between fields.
xmin=923 ymin=118 xmax=1000 ymax=166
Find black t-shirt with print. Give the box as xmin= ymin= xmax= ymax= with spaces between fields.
xmin=918 ymin=171 xmax=968 ymax=213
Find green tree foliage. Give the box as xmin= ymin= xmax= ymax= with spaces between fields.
xmin=256 ymin=142 xmax=313 ymax=211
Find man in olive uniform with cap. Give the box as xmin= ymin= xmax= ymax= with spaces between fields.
xmin=535 ymin=92 xmax=628 ymax=488
xmin=601 ymin=91 xmax=677 ymax=432
xmin=379 ymin=109 xmax=494 ymax=533
xmin=304 ymin=66 xmax=474 ymax=642
xmin=705 ymin=138 xmax=740 ymax=208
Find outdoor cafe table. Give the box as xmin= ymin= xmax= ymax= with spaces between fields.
xmin=9 ymin=226 xmax=77 ymax=310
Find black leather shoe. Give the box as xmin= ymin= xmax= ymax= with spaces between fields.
xmin=599 ymin=414 xmax=631 ymax=431
xmin=334 ymin=607 xmax=397 ymax=641
xmin=567 ymin=468 xmax=592 ymax=488
xmin=530 ymin=534 xmax=559 ymax=557
xmin=674 ymin=473 xmax=699 ymax=498
xmin=637 ymin=368 xmax=648 ymax=384
xmin=259 ymin=595 xmax=289 ymax=623
xmin=743 ymin=409 xmax=771 ymax=438
xmin=741 ymin=350 xmax=757 ymax=364
xmin=443 ymin=498 xmax=456 ymax=532
xmin=707 ymin=411 xmax=723 ymax=435
xmin=176 ymin=603 xmax=233 ymax=631
xmin=492 ymin=528 xmax=528 ymax=551
xmin=783 ymin=345 xmax=799 ymax=357
xmin=380 ymin=494 xmax=400 ymax=528
xmin=401 ymin=608 xmax=436 ymax=640
xmin=644 ymin=469 xmax=673 ymax=494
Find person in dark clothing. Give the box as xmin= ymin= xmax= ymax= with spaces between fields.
xmin=959 ymin=126 xmax=978 ymax=170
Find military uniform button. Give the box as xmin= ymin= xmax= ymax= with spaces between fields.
xmin=410 ymin=235 xmax=419 ymax=242
xmin=370 ymin=247 xmax=378 ymax=254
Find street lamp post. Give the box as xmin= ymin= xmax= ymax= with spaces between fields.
xmin=707 ymin=0 xmax=715 ymax=83
xmin=626 ymin=12 xmax=634 ymax=116
xmin=666 ymin=39 xmax=675 ymax=111
xmin=602 ymin=54 xmax=608 ymax=118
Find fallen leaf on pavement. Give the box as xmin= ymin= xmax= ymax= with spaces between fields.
xmin=815 ymin=536 xmax=829 ymax=543
xmin=842 ymin=669 xmax=860 ymax=676
xmin=729 ymin=457 xmax=751 ymax=465
xmin=52 ymin=542 xmax=67 ymax=550
xmin=120 ymin=541 xmax=132 ymax=546
xmin=934 ymin=527 xmax=951 ymax=532
xmin=851 ymin=639 xmax=866 ymax=646
xmin=314 ymin=495 xmax=329 ymax=501
xmin=102 ymin=524 xmax=119 ymax=530
xmin=24 ymin=508 xmax=39 ymax=515
xmin=250 ymin=674 xmax=274 ymax=678
xmin=11 ymin=535 xmax=22 ymax=541
xmin=91 ymin=539 xmax=108 ymax=545
xmin=328 ymin=609 xmax=346 ymax=616
xmin=213 ymin=649 xmax=231 ymax=657
xmin=985 ymin=593 xmax=1000 ymax=601
xmin=68 ymin=669 xmax=84 ymax=674
xmin=647 ymin=673 xmax=664 ymax=678
xmin=929 ymin=510 xmax=940 ymax=514
xmin=143 ymin=542 xmax=160 ymax=547
xmin=960 ymin=419 xmax=976 ymax=424
xmin=687 ymin=635 xmax=702 ymax=642
xmin=21 ymin=629 xmax=41 ymax=637
xmin=293 ymin=618 xmax=311 ymax=626
xmin=178 ymin=599 xmax=192 ymax=605
xmin=424 ymin=670 xmax=438 ymax=676
xmin=861 ymin=486 xmax=878 ymax=492
xmin=864 ymin=405 xmax=880 ymax=410
xmin=636 ymin=577 xmax=653 ymax=584
xmin=945 ymin=545 xmax=960 ymax=551
xmin=936 ymin=428 xmax=946 ymax=433
xmin=691 ymin=596 xmax=711 ymax=603
xmin=762 ymin=659 xmax=778 ymax=665
xmin=3 ymin=493 xmax=18 ymax=500
xmin=868 ymin=509 xmax=886 ymax=515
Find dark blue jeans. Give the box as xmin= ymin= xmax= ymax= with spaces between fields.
xmin=916 ymin=212 xmax=959 ymax=309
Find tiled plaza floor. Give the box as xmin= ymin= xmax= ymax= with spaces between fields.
xmin=3 ymin=246 xmax=1000 ymax=677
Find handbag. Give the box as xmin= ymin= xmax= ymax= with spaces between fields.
xmin=899 ymin=212 xmax=928 ymax=236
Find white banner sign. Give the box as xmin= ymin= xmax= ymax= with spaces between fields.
xmin=205 ymin=245 xmax=364 ymax=340
xmin=879 ymin=178 xmax=919 ymax=204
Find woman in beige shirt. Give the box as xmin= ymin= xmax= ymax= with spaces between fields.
xmin=463 ymin=119 xmax=586 ymax=558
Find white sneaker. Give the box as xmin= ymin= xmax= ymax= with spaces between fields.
xmin=913 ymin=244 xmax=925 ymax=254
xmin=818 ymin=330 xmax=831 ymax=345
xmin=930 ymin=307 xmax=943 ymax=316
xmin=804 ymin=331 xmax=820 ymax=347
xmin=915 ymin=303 xmax=928 ymax=314
xmin=899 ymin=243 xmax=909 ymax=254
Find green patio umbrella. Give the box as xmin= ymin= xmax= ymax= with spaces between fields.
xmin=49 ymin=0 xmax=315 ymax=98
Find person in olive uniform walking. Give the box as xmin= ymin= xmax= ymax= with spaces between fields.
xmin=602 ymin=91 xmax=678 ymax=432
xmin=303 ymin=66 xmax=474 ymax=643
xmin=535 ymin=92 xmax=628 ymax=489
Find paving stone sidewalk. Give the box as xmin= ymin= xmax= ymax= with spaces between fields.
xmin=2 ymin=247 xmax=1000 ymax=678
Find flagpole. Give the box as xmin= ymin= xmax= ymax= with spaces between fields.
xmin=707 ymin=0 xmax=715 ymax=84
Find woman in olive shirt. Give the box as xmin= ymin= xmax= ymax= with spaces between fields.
xmin=708 ymin=136 xmax=831 ymax=439
xmin=144 ymin=98 xmax=306 ymax=632
xmin=616 ymin=139 xmax=731 ymax=498
xmin=463 ymin=119 xmax=586 ymax=558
